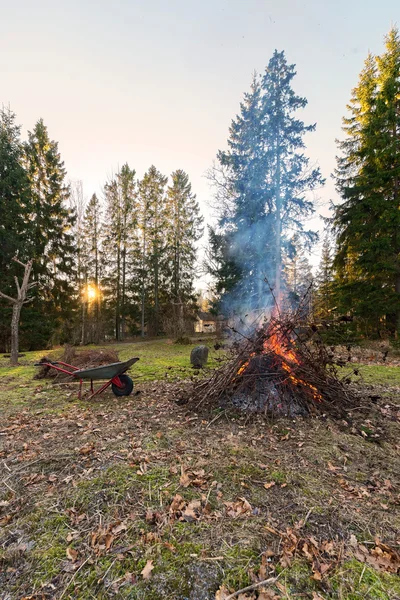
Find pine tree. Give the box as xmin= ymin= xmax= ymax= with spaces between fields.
xmin=24 ymin=119 xmax=76 ymax=346
xmin=314 ymin=233 xmax=335 ymax=318
xmin=138 ymin=166 xmax=168 ymax=336
xmin=102 ymin=164 xmax=137 ymax=340
xmin=284 ymin=235 xmax=313 ymax=313
xmin=209 ymin=52 xmax=324 ymax=315
xmin=163 ymin=170 xmax=203 ymax=336
xmin=0 ymin=108 xmax=31 ymax=351
xmin=166 ymin=171 xmax=203 ymax=294
xmin=69 ymin=180 xmax=87 ymax=344
xmin=333 ymin=28 xmax=400 ymax=335
xmin=81 ymin=193 xmax=103 ymax=342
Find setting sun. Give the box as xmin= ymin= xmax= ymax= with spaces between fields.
xmin=85 ymin=284 xmax=98 ymax=302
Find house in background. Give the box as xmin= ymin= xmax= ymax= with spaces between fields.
xmin=194 ymin=312 xmax=226 ymax=334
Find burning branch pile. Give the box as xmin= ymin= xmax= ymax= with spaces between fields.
xmin=193 ymin=312 xmax=358 ymax=417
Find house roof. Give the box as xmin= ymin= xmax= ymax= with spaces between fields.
xmin=197 ymin=312 xmax=225 ymax=321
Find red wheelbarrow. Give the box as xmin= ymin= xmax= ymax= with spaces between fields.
xmin=35 ymin=357 xmax=140 ymax=400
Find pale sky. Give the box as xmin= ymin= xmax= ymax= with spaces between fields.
xmin=2 ymin=0 xmax=399 ymax=274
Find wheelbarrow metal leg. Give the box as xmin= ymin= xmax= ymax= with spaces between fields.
xmin=88 ymin=377 xmax=115 ymax=399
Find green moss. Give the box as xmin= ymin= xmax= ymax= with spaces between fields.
xmin=68 ymin=464 xmax=178 ymax=515
xmin=221 ymin=545 xmax=260 ymax=590
xmin=28 ymin=512 xmax=70 ymax=587
xmin=268 ymin=470 xmax=287 ymax=484
xmin=226 ymin=463 xmax=265 ymax=479
xmin=330 ymin=559 xmax=400 ymax=599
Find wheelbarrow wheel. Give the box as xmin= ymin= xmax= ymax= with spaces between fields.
xmin=112 ymin=374 xmax=134 ymax=397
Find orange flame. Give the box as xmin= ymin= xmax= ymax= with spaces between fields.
xmin=265 ymin=327 xmax=322 ymax=402
xmin=236 ymin=323 xmax=322 ymax=403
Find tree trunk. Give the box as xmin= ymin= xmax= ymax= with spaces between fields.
xmin=10 ymin=304 xmax=22 ymax=366
xmin=274 ymin=134 xmax=282 ymax=309
xmin=0 ymin=258 xmax=34 ymax=366
xmin=395 ymin=272 xmax=400 ymax=337
xmin=121 ymin=246 xmax=126 ymax=340
xmin=141 ymin=231 xmax=146 ymax=338
xmin=115 ymin=243 xmax=121 ymax=341
xmin=154 ymin=256 xmax=159 ymax=336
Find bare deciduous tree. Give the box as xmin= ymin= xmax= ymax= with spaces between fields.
xmin=0 ymin=257 xmax=34 ymax=365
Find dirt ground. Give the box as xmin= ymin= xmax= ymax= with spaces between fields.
xmin=1 ymin=344 xmax=400 ymax=599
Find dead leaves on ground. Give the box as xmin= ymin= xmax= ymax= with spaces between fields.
xmin=168 ymin=493 xmax=210 ymax=522
xmin=90 ymin=520 xmax=128 ymax=554
xmin=348 ymin=535 xmax=400 ymax=574
xmin=179 ymin=465 xmax=208 ymax=488
xmin=224 ymin=496 xmax=252 ymax=518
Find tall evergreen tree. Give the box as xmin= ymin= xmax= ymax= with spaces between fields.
xmin=284 ymin=234 xmax=313 ymax=313
xmin=102 ymin=164 xmax=137 ymax=340
xmin=333 ymin=28 xmax=400 ymax=335
xmin=164 ymin=170 xmax=203 ymax=336
xmin=82 ymin=193 xmax=103 ymax=342
xmin=138 ymin=166 xmax=168 ymax=336
xmin=69 ymin=180 xmax=87 ymax=344
xmin=24 ymin=119 xmax=76 ymax=346
xmin=208 ymin=52 xmax=324 ymax=315
xmin=259 ymin=51 xmax=324 ymax=303
xmin=166 ymin=170 xmax=203 ymax=301
xmin=0 ymin=108 xmax=31 ymax=351
xmin=314 ymin=233 xmax=335 ymax=319
xmin=214 ymin=74 xmax=272 ymax=311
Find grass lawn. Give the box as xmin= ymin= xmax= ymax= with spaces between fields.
xmin=1 ymin=339 xmax=400 ymax=599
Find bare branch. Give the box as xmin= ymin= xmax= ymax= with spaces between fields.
xmin=0 ymin=291 xmax=18 ymax=304
xmin=14 ymin=276 xmax=21 ymax=297
xmin=12 ymin=256 xmax=28 ymax=268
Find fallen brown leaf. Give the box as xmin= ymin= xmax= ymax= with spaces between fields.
xmin=66 ymin=547 xmax=78 ymax=562
xmin=264 ymin=482 xmax=276 ymax=490
xmin=141 ymin=559 xmax=154 ymax=579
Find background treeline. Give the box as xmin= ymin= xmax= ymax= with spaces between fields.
xmin=0 ymin=110 xmax=203 ymax=352
xmin=2 ymin=27 xmax=399 ymax=349
xmin=207 ymin=27 xmax=400 ymax=340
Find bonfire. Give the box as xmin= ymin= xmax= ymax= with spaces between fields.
xmin=193 ymin=309 xmax=357 ymax=417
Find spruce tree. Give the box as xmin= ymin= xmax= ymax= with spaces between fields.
xmin=24 ymin=119 xmax=76 ymax=346
xmin=259 ymin=51 xmax=324 ymax=303
xmin=333 ymin=27 xmax=400 ymax=335
xmin=215 ymin=74 xmax=273 ymax=311
xmin=209 ymin=52 xmax=324 ymax=315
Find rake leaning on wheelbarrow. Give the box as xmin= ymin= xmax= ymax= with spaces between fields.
xmin=34 ymin=357 xmax=140 ymax=400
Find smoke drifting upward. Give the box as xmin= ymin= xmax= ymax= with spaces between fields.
xmin=219 ymin=217 xmax=278 ymax=329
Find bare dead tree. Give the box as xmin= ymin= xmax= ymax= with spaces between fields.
xmin=0 ymin=257 xmax=34 ymax=365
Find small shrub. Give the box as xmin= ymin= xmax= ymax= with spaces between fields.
xmin=174 ymin=336 xmax=191 ymax=345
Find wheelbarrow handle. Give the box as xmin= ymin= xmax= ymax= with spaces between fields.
xmin=34 ymin=360 xmax=59 ymax=366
